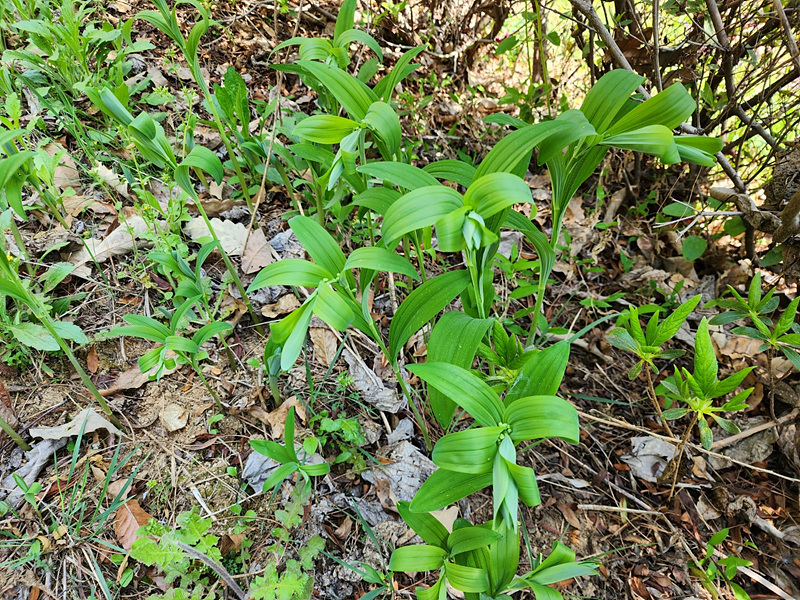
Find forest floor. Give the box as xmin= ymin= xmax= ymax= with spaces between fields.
xmin=0 ymin=1 xmax=799 ymax=599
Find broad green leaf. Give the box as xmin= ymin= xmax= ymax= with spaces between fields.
xmin=262 ymin=462 xmax=299 ymax=492
xmin=357 ymin=161 xmax=440 ymax=189
xmin=446 ymin=527 xmax=502 ymax=556
xmin=426 ymin=312 xmax=494 ymax=427
xmin=343 ymin=246 xmax=419 ymax=279
xmin=580 ymin=70 xmax=644 ymax=134
xmin=49 ymin=321 xmax=89 ymax=345
xmin=674 ymin=136 xmax=722 ymax=167
xmin=423 ymin=160 xmax=477 ymax=187
xmin=432 ymin=427 xmax=503 ymax=474
xmin=415 ymin=576 xmax=446 ymax=600
xmin=774 ymin=297 xmax=800 ymax=336
xmin=381 ymin=186 xmax=463 ymax=246
xmin=293 ymin=115 xmax=360 ymax=144
xmin=408 ymin=362 xmax=504 ymax=427
xmin=503 ymin=210 xmax=554 ymax=276
xmin=606 ymin=327 xmax=639 ymax=353
xmin=164 ymin=335 xmax=198 ymax=354
xmin=601 ymin=124 xmax=674 ymax=157
xmin=363 ymin=101 xmax=401 ymax=156
xmin=444 ymin=561 xmax=490 ymax=593
xmin=295 ymin=60 xmax=377 ymax=120
xmin=313 ymin=283 xmax=356 ymax=331
xmin=464 ymin=173 xmax=531 ymax=217
xmin=397 ymin=501 xmax=449 ymax=547
xmin=475 ymin=120 xmax=570 ymax=178
xmin=247 ymin=259 xmax=331 ymax=291
xmin=333 ymin=0 xmax=356 ymax=42
xmin=682 ymin=235 xmax=707 ymax=261
xmin=6 ymin=322 xmax=58 ymax=351
xmin=698 ymin=416 xmax=713 ymax=449
xmin=336 ymin=29 xmax=383 ymax=61
xmin=373 ymin=45 xmax=424 ymax=102
xmin=175 ymin=146 xmax=223 ymax=200
xmin=388 ymin=545 xmax=447 ymax=572
xmin=504 ymin=459 xmax=540 ymax=507
xmin=41 ymin=262 xmax=76 ymax=293
xmin=605 ymin=82 xmax=695 ymax=135
xmin=693 ymin=318 xmax=718 ymax=395
xmin=536 ymin=109 xmax=597 ymax=165
xmin=505 ymin=341 xmax=570 ymax=404
xmin=410 ymin=469 xmax=493 ymax=513
xmin=272 ymin=298 xmax=316 ymax=370
xmin=289 ymin=215 xmax=347 ymax=276
xmin=352 ymin=187 xmax=401 ymax=215
xmin=192 ymin=321 xmax=232 ymax=348
xmin=653 ymin=295 xmax=701 ymax=345
xmin=495 ymin=35 xmax=518 ymax=55
xmin=388 ymin=269 xmax=470 ymax=359
xmin=661 ymin=407 xmax=689 ymax=420
xmin=434 ymin=206 xmax=470 ymax=252
xmin=504 ymin=396 xmax=579 ymax=444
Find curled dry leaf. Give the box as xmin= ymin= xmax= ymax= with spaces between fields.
xmin=86 ymin=346 xmax=99 ymax=374
xmin=261 ymin=293 xmax=301 ymax=318
xmin=114 ymin=499 xmax=154 ymax=551
xmin=30 ymin=407 xmax=123 ymax=440
xmin=250 ymin=396 xmax=306 ymax=438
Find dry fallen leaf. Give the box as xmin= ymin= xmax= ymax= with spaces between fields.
xmin=68 ymin=215 xmax=154 ymax=278
xmin=309 ymin=327 xmax=338 ymax=366
xmin=100 ymin=359 xmax=179 ymax=396
xmin=241 ymin=228 xmax=274 ymax=274
xmin=30 ymin=408 xmax=123 ymax=440
xmin=250 ymin=396 xmax=306 ymax=438
xmin=87 ymin=346 xmax=99 ymax=374
xmin=220 ymin=533 xmax=245 ymax=556
xmin=0 ymin=379 xmax=19 ymax=442
xmin=184 ymin=218 xmax=247 ymax=256
xmin=261 ymin=294 xmax=301 ymax=318
xmin=93 ymin=163 xmax=130 ymax=199
xmin=106 ymin=479 xmax=130 ymax=502
xmin=44 ymin=143 xmax=81 ymax=193
xmin=114 ymin=499 xmax=154 ymax=551
xmin=160 ymin=403 xmax=188 ymax=432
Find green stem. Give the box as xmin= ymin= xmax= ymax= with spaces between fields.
xmin=191 ymin=167 xmax=263 ymax=335
xmin=393 ymin=361 xmax=432 ymax=452
xmin=268 ymin=373 xmax=282 ymax=404
xmin=193 ymin=360 xmax=223 ymax=411
xmin=0 ymin=415 xmax=31 ymax=451
xmin=412 ymin=231 xmax=427 ymax=284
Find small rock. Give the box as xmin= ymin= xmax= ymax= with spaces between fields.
xmin=160 ymin=403 xmax=188 ymax=432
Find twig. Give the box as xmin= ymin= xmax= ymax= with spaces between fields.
xmin=578 ymin=504 xmax=662 ymax=516
xmin=577 ymin=409 xmax=800 ymax=483
xmin=172 ymin=540 xmax=248 ymax=600
xmin=711 ymin=408 xmax=798 ymax=450
xmin=772 ymin=0 xmax=800 ymax=74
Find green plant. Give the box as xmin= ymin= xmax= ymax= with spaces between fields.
xmin=688 ymin=528 xmax=753 ymax=600
xmin=708 ymin=272 xmax=800 ymax=421
xmin=485 ymin=69 xmax=722 ymax=344
xmin=108 ymin=295 xmax=232 ymax=408
xmin=660 ymin=318 xmax=754 ymax=451
xmin=0 ymin=238 xmax=117 ymax=428
xmin=2 ymin=420 xmax=139 ymax=571
xmin=606 ymin=295 xmax=701 ymax=431
xmin=249 ymin=406 xmax=330 ymax=494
